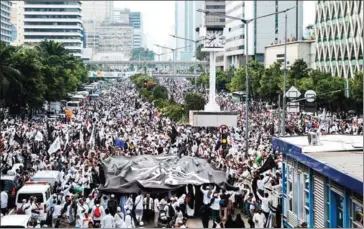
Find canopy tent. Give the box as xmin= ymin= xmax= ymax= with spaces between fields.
xmin=99 ymin=155 xmax=232 ymax=194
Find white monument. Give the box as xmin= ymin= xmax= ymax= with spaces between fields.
xmin=198 ymin=27 xmax=226 ymax=112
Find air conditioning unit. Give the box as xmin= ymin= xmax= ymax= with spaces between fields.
xmin=307 ymin=132 xmax=319 ymax=146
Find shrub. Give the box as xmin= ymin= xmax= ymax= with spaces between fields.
xmin=152 ymin=85 xmax=169 ymax=100
xmin=184 ymin=92 xmax=206 ymax=114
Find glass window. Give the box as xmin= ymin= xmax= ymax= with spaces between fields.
xmin=325 ymin=184 xmax=330 ymax=227
xmin=286 ymin=164 xmax=293 ymax=212
xmin=350 ymin=200 xmax=364 ymax=228
xmin=333 ymin=192 xmax=344 ymax=228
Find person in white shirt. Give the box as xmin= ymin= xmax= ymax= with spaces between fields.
xmin=0 ymin=190 xmax=8 ymax=214
xmin=101 ymin=209 xmax=115 ymax=228
xmin=256 ymin=190 xmax=271 ymax=219
xmin=154 ymin=197 xmax=160 ymax=227
xmin=134 ymin=191 xmax=144 ymax=224
xmin=252 ymin=209 xmax=266 ymax=228
xmin=91 ymin=203 xmax=104 ymax=225
xmin=114 ymin=207 xmax=125 ymax=228
xmin=52 ymin=200 xmax=63 ymax=227
xmin=124 ymin=210 xmax=135 ymax=228
xmin=209 ymin=193 xmax=221 ymax=225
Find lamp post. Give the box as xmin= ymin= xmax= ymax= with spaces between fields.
xmin=281 ymin=13 xmax=288 ymax=136
xmin=154 ymin=44 xmax=192 ymax=76
xmin=169 ymin=35 xmax=203 ymax=75
xmin=197 ymin=6 xmax=295 ymax=156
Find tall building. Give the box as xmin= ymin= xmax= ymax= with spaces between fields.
xmin=223 ymin=0 xmax=303 ymax=69
xmin=10 ymin=0 xmax=24 ymax=46
xmin=82 ymin=1 xmax=113 ymax=50
xmin=204 ymin=0 xmax=226 ymax=28
xmin=174 ymin=1 xmax=204 ymax=61
xmin=314 ymin=1 xmax=363 ymax=78
xmin=113 ymin=8 xmax=130 ymax=24
xmin=1 ymin=1 xmax=12 ymax=44
xmin=23 ymin=0 xmax=84 ymax=57
xmin=94 ymin=22 xmax=133 ymax=59
xmin=129 ymin=12 xmax=144 ymax=49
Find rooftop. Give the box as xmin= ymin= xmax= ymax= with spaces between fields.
xmin=280 ymin=134 xmax=363 ymax=153
xmin=278 ymin=134 xmax=363 ymax=185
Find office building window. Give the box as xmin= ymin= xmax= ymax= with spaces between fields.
xmin=350 ymin=199 xmax=363 ymax=228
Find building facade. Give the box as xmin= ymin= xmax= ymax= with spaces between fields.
xmin=314 ymin=1 xmax=363 ymax=78
xmin=1 ymin=1 xmax=12 ymax=44
xmin=113 ymin=8 xmax=130 ymax=24
xmin=10 ymin=0 xmax=24 ymax=46
xmin=96 ymin=22 xmax=133 ymax=59
xmin=273 ymin=135 xmax=363 ymax=228
xmin=204 ymin=0 xmax=225 ymax=29
xmin=174 ymin=1 xmax=204 ymax=61
xmin=129 ymin=12 xmax=144 ymax=49
xmin=23 ymin=0 xmax=84 ymax=57
xmin=264 ymin=40 xmax=315 ymax=69
xmin=222 ymin=0 xmax=303 ymax=69
xmin=82 ymin=1 xmax=113 ymax=50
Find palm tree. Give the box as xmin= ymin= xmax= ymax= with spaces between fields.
xmin=36 ymin=40 xmax=68 ymax=57
xmin=0 ymin=41 xmax=23 ymax=103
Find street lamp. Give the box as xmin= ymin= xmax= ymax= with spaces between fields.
xmin=169 ymin=35 xmax=203 ymax=74
xmin=197 ymin=6 xmax=295 ymax=156
xmin=154 ymin=44 xmax=192 ymax=76
xmin=155 ymin=51 xmax=172 ymax=61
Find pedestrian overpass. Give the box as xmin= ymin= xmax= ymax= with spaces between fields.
xmin=85 ymin=60 xmax=208 ymax=79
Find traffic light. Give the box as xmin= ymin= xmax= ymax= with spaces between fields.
xmin=221 ymin=132 xmax=228 ymax=149
xmin=143 ymin=80 xmax=147 ymax=88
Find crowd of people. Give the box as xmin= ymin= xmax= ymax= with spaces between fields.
xmin=0 ymin=77 xmax=362 ymax=228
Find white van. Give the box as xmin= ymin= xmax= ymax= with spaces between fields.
xmin=15 ymin=182 xmax=52 ymax=222
xmin=66 ymin=101 xmax=81 ymax=111
xmin=32 ymin=170 xmax=61 ymax=188
xmin=0 ymin=215 xmax=38 ymax=228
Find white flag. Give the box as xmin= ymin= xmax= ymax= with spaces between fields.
xmin=80 ymin=130 xmax=84 ymax=146
xmin=35 ymin=131 xmax=43 ymax=142
xmin=48 ymin=136 xmax=61 ymax=155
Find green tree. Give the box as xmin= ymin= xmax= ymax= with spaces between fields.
xmin=247 ymin=60 xmax=264 ymax=99
xmin=195 ymin=44 xmax=207 ymax=61
xmin=152 ymin=85 xmax=169 ymax=100
xmin=258 ymin=62 xmax=282 ymax=102
xmin=288 ymin=59 xmax=310 ymax=85
xmin=216 ymin=70 xmax=230 ymax=92
xmin=130 ymin=48 xmax=155 ymax=61
xmin=10 ymin=48 xmax=47 ymax=110
xmin=0 ymin=41 xmax=23 ymax=104
xmin=229 ymin=66 xmax=246 ymax=92
xmin=196 ymin=73 xmax=209 ymax=88
xmin=350 ymin=72 xmax=363 ymax=103
xmin=184 ymin=92 xmax=206 ymax=114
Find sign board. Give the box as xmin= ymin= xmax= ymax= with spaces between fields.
xmin=304 ymin=90 xmax=316 ymax=102
xmin=285 ymin=86 xmax=301 ymax=98
xmin=287 ymin=102 xmax=300 ymax=113
xmin=303 ymin=101 xmax=317 ymax=113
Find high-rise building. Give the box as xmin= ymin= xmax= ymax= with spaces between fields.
xmin=23 ymin=0 xmax=84 ymax=57
xmin=113 ymin=8 xmax=130 ymax=24
xmin=129 ymin=12 xmax=144 ymax=49
xmin=1 ymin=1 xmax=12 ymax=44
xmin=204 ymin=0 xmax=225 ymax=28
xmin=314 ymin=1 xmax=363 ymax=78
xmin=95 ymin=22 xmax=133 ymax=57
xmin=82 ymin=1 xmax=113 ymax=50
xmin=223 ymin=0 xmax=303 ymax=69
xmin=10 ymin=0 xmax=24 ymax=46
xmin=174 ymin=1 xmax=204 ymax=61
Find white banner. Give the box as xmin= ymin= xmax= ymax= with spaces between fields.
xmin=35 ymin=131 xmax=43 ymax=142
xmin=48 ymin=136 xmax=61 ymax=155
